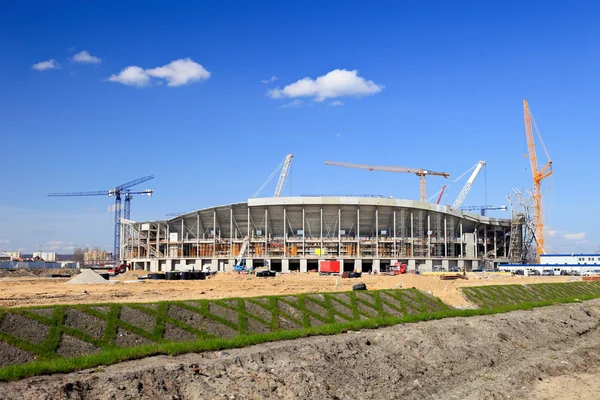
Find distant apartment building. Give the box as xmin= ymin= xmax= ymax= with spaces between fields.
xmin=33 ymin=252 xmax=56 ymax=261
xmin=2 ymin=252 xmax=21 ymax=260
xmin=84 ymin=250 xmax=110 ymax=265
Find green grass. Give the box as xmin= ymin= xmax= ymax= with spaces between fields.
xmin=0 ymin=282 xmax=599 ymax=382
xmin=461 ymin=281 xmax=600 ymax=309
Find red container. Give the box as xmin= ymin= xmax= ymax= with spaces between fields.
xmin=320 ymin=260 xmax=340 ymax=273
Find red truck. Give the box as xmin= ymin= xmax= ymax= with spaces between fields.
xmin=391 ymin=263 xmax=407 ymax=275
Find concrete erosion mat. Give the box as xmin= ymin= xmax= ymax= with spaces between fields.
xmin=0 ymin=289 xmax=449 ymax=370
xmin=0 ymin=298 xmax=597 ymax=400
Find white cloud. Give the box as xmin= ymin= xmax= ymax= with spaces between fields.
xmin=109 ymin=58 xmax=210 ymax=88
xmin=32 ymin=59 xmax=60 ymax=71
xmin=336 ymin=133 xmax=342 ymax=138
xmin=546 ymin=229 xmax=558 ymax=237
xmin=281 ymin=99 xmax=304 ymax=108
xmin=331 ymin=100 xmax=343 ymax=107
xmin=268 ymin=69 xmax=383 ymax=102
xmin=72 ymin=50 xmax=101 ymax=64
xmin=261 ymin=76 xmax=277 ymax=84
xmin=43 ymin=241 xmax=75 ymax=252
xmin=108 ymin=66 xmax=150 ymax=87
xmin=0 ymin=239 xmax=10 ymax=244
xmin=563 ymin=232 xmax=586 ymax=241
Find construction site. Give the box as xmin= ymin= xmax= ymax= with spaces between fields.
xmin=1 ymin=101 xmax=598 ymax=400
xmin=114 ymin=100 xmax=552 ymax=277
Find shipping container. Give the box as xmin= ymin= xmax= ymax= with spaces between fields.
xmin=320 ymin=260 xmax=340 ymax=274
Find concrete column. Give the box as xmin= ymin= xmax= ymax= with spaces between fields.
xmin=166 ymin=259 xmax=173 ymax=271
xmin=424 ymin=259 xmax=433 ymax=272
xmin=282 ymin=259 xmax=290 ymax=273
xmin=246 ymin=259 xmax=254 ymax=271
xmin=484 ymin=227 xmax=488 ymax=257
xmin=300 ymin=259 xmax=308 ymax=273
xmin=457 ymin=259 xmax=465 ymax=269
xmin=474 ymin=227 xmax=478 ymax=260
xmin=150 ymin=259 xmax=159 ymax=272
xmin=410 ymin=212 xmax=414 ymax=257
xmin=460 ymin=221 xmax=463 ymax=257
xmin=372 ymin=259 xmax=380 ymax=274
xmin=408 ymin=259 xmax=416 ymax=271
xmin=494 ymin=230 xmax=497 ymax=258
xmin=375 ymin=208 xmax=379 ymax=258
xmin=427 ymin=214 xmax=431 ymax=258
xmin=302 ymin=208 xmax=305 ymax=257
xmin=247 ymin=207 xmax=251 ymax=237
xmin=444 ymin=217 xmax=447 ymax=257
xmin=393 ymin=210 xmax=397 ymax=257
xmin=284 ymin=208 xmax=287 ymax=255
xmin=354 ymin=259 xmax=363 ymax=273
xmin=212 ymin=258 xmax=219 ymax=271
xmin=357 ymin=207 xmax=361 ymax=257
xmin=442 ymin=259 xmax=449 ymax=271
xmin=224 ymin=259 xmax=235 ymax=272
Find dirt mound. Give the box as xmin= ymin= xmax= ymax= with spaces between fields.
xmin=1 ymin=299 xmax=598 ymax=399
xmin=66 ymin=269 xmax=112 ymax=285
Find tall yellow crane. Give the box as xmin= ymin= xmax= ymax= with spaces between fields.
xmin=324 ymin=161 xmax=450 ymax=202
xmin=523 ymin=99 xmax=553 ymax=262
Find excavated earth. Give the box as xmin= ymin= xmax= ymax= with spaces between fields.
xmin=0 ymin=299 xmax=598 ymax=400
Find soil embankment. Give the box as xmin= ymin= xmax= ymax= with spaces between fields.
xmin=1 ymin=299 xmax=598 ymax=399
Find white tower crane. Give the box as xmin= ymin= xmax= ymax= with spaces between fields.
xmin=252 ymin=154 xmax=294 ymax=198
xmin=451 ymin=161 xmax=486 ymax=209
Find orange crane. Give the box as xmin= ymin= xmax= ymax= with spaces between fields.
xmin=324 ymin=161 xmax=450 ymax=202
xmin=523 ymin=99 xmax=553 ymax=262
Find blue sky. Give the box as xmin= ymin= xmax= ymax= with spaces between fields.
xmin=0 ymin=0 xmax=598 ymax=254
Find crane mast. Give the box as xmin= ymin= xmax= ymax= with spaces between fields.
xmin=451 ymin=161 xmax=486 ymax=209
xmin=324 ymin=161 xmax=450 ymax=202
xmin=523 ymin=99 xmax=552 ymax=261
xmin=274 ymin=154 xmax=293 ymax=197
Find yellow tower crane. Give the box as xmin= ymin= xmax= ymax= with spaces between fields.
xmin=523 ymin=99 xmax=553 ymax=262
xmin=324 ymin=161 xmax=450 ymax=202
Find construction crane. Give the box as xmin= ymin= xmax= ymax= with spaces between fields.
xmin=436 ymin=185 xmax=447 ymax=204
xmin=523 ymin=100 xmax=553 ymax=261
xmin=452 ymin=161 xmax=486 ymax=209
xmin=234 ymin=236 xmax=251 ymax=272
xmin=324 ymin=161 xmax=450 ymax=202
xmin=252 ymin=154 xmax=294 ymax=198
xmin=48 ymin=175 xmax=154 ymax=263
xmin=460 ymin=205 xmax=508 ymax=216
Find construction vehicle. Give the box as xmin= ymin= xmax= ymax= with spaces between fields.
xmin=324 ymin=161 xmax=450 ymax=202
xmin=523 ymin=100 xmax=553 ymax=262
xmin=233 ymin=236 xmax=252 ymax=272
xmin=107 ymin=263 xmax=129 ymax=276
xmin=391 ymin=262 xmax=407 ymax=275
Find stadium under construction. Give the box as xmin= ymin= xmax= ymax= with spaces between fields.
xmin=122 ymin=195 xmax=513 ymax=273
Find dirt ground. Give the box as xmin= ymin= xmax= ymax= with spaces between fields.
xmin=0 ymin=271 xmax=576 ymax=308
xmin=1 ymin=298 xmax=597 ymax=400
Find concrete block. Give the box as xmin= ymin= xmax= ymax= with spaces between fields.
xmin=282 ymin=259 xmax=290 ymax=273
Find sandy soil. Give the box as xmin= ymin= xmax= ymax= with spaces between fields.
xmin=1 ymin=298 xmax=597 ymax=400
xmin=0 ymin=272 xmax=576 ymax=308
